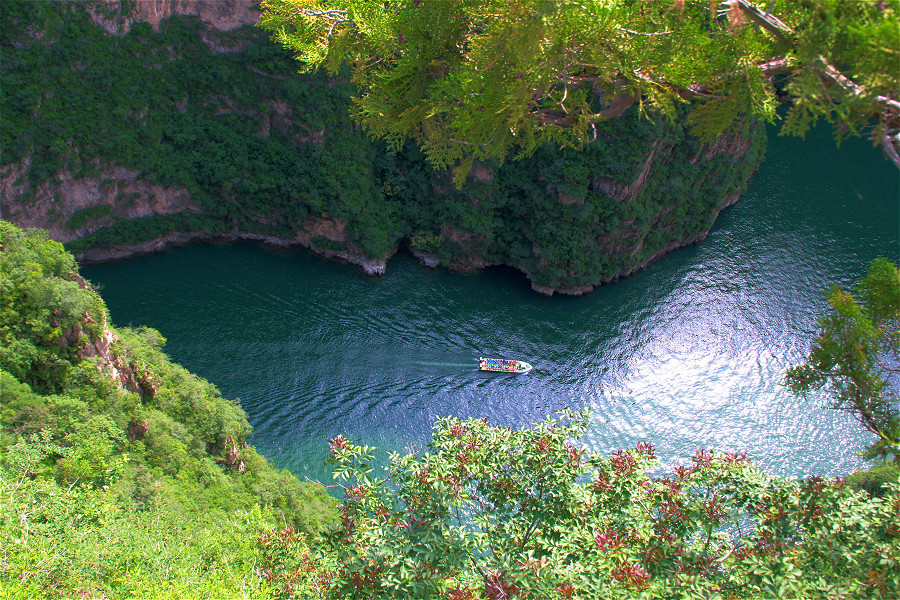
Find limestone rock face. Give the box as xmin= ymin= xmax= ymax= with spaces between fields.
xmin=0 ymin=158 xmax=198 ymax=243
xmin=418 ymin=127 xmax=761 ymax=296
xmin=0 ymin=1 xmax=765 ymax=295
xmin=62 ymin=275 xmax=160 ymax=397
xmin=88 ymin=0 xmax=260 ymax=34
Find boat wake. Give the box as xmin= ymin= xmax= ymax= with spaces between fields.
xmin=410 ymin=361 xmax=476 ymax=368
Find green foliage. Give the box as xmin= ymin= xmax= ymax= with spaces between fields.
xmin=0 ymin=1 xmax=386 ymax=253
xmin=258 ymin=526 xmax=336 ymax=599
xmin=260 ymin=0 xmax=900 ymax=177
xmin=0 ymin=441 xmax=286 ymax=599
xmin=2 ymin=2 xmax=766 ymax=292
xmin=64 ymin=213 xmax=231 ymax=253
xmin=64 ymin=204 xmax=113 ymax=230
xmin=780 ymin=0 xmax=900 ymax=147
xmin=785 ymin=258 xmax=900 ymax=461
xmin=846 ymin=462 xmax=900 ymax=498
xmin=0 ymin=221 xmax=104 ymax=392
xmin=317 ymin=411 xmax=900 ymax=598
xmin=0 ymin=221 xmax=336 ymax=598
xmin=408 ymin=232 xmax=443 ymax=254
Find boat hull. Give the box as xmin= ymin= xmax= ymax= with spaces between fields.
xmin=478 ymin=357 xmax=532 ymax=374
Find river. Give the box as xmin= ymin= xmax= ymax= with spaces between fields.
xmin=82 ymin=127 xmax=899 ymax=486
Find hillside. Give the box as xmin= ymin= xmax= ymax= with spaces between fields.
xmin=0 ymin=0 xmax=764 ymax=294
xmin=0 ymin=220 xmax=335 ymax=598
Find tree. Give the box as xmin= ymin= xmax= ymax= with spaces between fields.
xmin=318 ymin=410 xmax=900 ymax=598
xmin=259 ymin=0 xmax=900 ymax=184
xmin=785 ymin=258 xmax=900 ymax=462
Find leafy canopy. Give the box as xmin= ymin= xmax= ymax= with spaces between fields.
xmin=319 ymin=411 xmax=900 ymax=599
xmin=260 ymin=0 xmax=900 ymax=183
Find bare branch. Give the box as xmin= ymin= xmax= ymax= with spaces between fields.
xmin=730 ymin=0 xmax=795 ymax=44
xmin=715 ymin=542 xmax=743 ymax=563
xmin=292 ymin=8 xmax=353 ymax=39
xmin=617 ymin=27 xmax=673 ymax=37
xmin=449 ymin=131 xmax=500 ymax=147
xmin=880 ymin=135 xmax=900 ymax=168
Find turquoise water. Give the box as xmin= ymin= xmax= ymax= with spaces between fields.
xmin=82 ymin=128 xmax=899 ymax=486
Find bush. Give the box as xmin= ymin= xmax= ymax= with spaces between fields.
xmin=64 ymin=204 xmax=112 ymax=230
xmin=846 ymin=463 xmax=900 ymax=498
xmin=317 ymin=411 xmax=900 ymax=599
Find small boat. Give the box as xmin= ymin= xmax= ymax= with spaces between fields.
xmin=478 ymin=357 xmax=532 ymax=374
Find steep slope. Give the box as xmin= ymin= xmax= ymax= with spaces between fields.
xmin=0 ymin=1 xmax=764 ymax=294
xmin=0 ymin=220 xmax=335 ymax=597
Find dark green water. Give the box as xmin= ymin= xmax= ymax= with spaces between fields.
xmin=82 ymin=128 xmax=899 ymax=485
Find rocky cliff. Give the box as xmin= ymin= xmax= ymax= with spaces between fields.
xmin=63 ymin=274 xmax=159 ymax=397
xmin=87 ymin=0 xmax=260 ymax=34
xmin=1 ymin=158 xmax=198 ymax=242
xmin=420 ymin=128 xmax=760 ymax=295
xmin=0 ymin=0 xmax=765 ymax=294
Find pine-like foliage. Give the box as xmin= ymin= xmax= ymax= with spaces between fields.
xmin=260 ymin=0 xmax=900 ymax=181
xmin=786 ymin=258 xmax=900 ymax=461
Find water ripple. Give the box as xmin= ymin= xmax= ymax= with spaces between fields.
xmin=82 ymin=129 xmax=899 ymax=485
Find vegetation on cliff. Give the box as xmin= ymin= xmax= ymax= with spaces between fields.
xmin=1 ymin=1 xmax=763 ymax=293
xmin=0 ymin=221 xmax=335 ymax=598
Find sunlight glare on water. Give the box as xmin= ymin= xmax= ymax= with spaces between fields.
xmin=83 ymin=127 xmax=899 ymax=485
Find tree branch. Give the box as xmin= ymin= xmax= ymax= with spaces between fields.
xmin=731 ymin=0 xmax=795 ymax=45
xmin=292 ymin=8 xmax=353 ymax=39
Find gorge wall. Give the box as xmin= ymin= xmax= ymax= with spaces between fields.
xmin=87 ymin=0 xmax=260 ymax=34
xmin=0 ymin=0 xmax=765 ymax=295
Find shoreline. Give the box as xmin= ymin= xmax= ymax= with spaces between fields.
xmin=71 ymin=224 xmax=719 ymax=297
xmin=73 ymin=230 xmax=393 ymax=277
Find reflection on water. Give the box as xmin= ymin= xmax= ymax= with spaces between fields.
xmin=83 ymin=128 xmax=899 ymax=485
